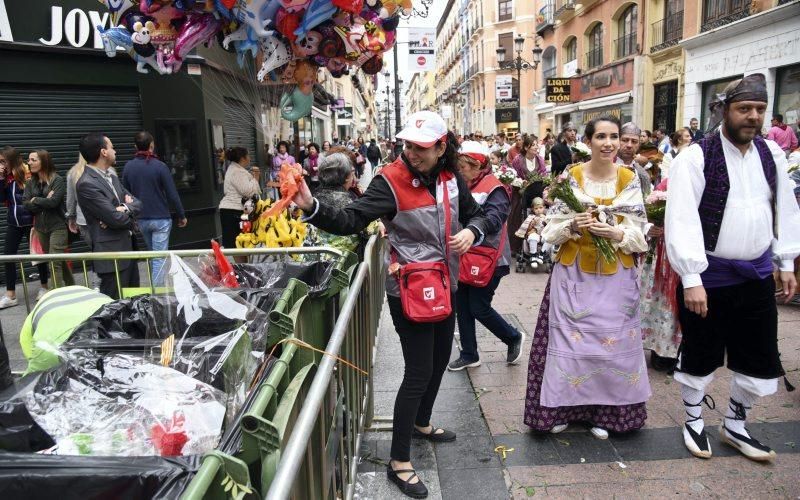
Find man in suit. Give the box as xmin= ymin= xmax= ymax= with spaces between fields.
xmin=77 ymin=133 xmax=142 ymax=299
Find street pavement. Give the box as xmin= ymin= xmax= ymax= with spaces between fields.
xmin=357 ymin=268 xmax=800 ymax=499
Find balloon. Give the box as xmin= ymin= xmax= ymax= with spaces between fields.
xmin=332 ymin=0 xmax=364 ymax=14
xmin=280 ymin=87 xmax=313 ymax=122
xmin=279 ymin=0 xmax=311 ymax=13
xmin=294 ymin=0 xmax=338 ymax=39
xmin=257 ymin=34 xmax=293 ymax=81
xmin=167 ymin=12 xmax=221 ymax=70
xmin=275 ymin=8 xmax=302 ymax=42
xmin=379 ymin=0 xmax=412 ymax=19
xmin=225 ymin=0 xmax=273 ymax=38
xmin=96 ymin=0 xmax=134 ymax=24
xmin=97 ymin=23 xmax=171 ymax=74
xmin=292 ymin=30 xmax=323 ymax=57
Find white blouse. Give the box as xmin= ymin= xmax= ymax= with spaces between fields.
xmin=542 ymin=169 xmax=648 ymax=255
xmin=665 ymin=133 xmax=800 ymax=288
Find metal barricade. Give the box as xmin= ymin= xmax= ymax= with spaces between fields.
xmin=0 ymin=247 xmax=345 ymax=313
xmin=265 ymin=235 xmax=387 ymax=499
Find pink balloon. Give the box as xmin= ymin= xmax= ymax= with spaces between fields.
xmin=167 ymin=12 xmax=222 ymax=70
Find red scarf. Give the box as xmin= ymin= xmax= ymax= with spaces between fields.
xmin=135 ymin=151 xmax=159 ymax=162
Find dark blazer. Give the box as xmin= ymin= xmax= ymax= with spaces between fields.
xmin=549 ymin=141 xmax=573 ymax=176
xmin=76 ymin=166 xmax=142 ymax=273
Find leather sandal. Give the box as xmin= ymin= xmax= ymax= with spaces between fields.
xmin=412 ymin=426 xmax=456 ymax=442
xmin=387 ymin=462 xmax=428 ymax=498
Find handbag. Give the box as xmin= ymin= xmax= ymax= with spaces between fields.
xmin=30 ymin=226 xmax=44 ymax=266
xmin=393 ymin=172 xmax=453 ymax=323
xmin=459 ymin=225 xmax=506 ymax=287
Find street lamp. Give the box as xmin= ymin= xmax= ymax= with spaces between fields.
xmin=495 ymin=35 xmax=543 ymax=132
xmin=383 ymin=70 xmax=391 ymax=140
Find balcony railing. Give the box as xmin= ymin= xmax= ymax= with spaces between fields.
xmin=701 ymin=0 xmax=750 ymax=32
xmin=585 ymin=48 xmax=603 ymax=70
xmin=536 ymin=4 xmax=554 ymax=35
xmin=614 ymin=33 xmax=637 ymax=59
xmin=554 ymin=0 xmax=576 ymax=20
xmin=650 ymin=10 xmax=684 ymax=52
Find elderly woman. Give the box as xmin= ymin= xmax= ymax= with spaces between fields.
xmin=304 ymin=151 xmax=362 ymax=254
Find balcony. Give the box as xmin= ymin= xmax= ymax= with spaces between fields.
xmin=554 ymin=0 xmax=576 ymax=21
xmin=701 ymin=0 xmax=750 ymax=32
xmin=536 ymin=4 xmax=554 ymax=35
xmin=542 ymin=65 xmax=557 ymax=80
xmin=614 ymin=33 xmax=637 ymax=59
xmin=650 ymin=11 xmax=684 ymax=52
xmin=585 ymin=48 xmax=603 ymax=70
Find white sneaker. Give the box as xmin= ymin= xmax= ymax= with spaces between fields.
xmin=550 ymin=423 xmax=569 ymax=434
xmin=590 ymin=427 xmax=609 ymax=440
xmin=0 ymin=296 xmax=18 ymax=309
xmin=35 ymin=288 xmax=47 ymax=301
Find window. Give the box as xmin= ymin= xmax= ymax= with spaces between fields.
xmin=542 ymin=46 xmax=557 ymax=79
xmin=498 ymin=0 xmax=513 ymax=21
xmin=774 ymin=64 xmax=800 ymax=137
xmin=154 ymin=120 xmax=199 ymax=191
xmin=702 ymin=0 xmax=749 ymax=31
xmin=563 ymin=37 xmax=577 ymax=63
xmin=498 ymin=32 xmax=513 ymax=63
xmin=586 ymin=24 xmax=603 ymax=69
xmin=616 ymin=5 xmax=637 ymax=58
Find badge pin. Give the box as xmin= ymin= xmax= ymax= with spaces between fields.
xmin=412 ymin=179 xmax=420 ymax=188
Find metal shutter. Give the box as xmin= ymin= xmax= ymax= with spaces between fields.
xmin=0 ymin=83 xmax=143 ymax=282
xmin=223 ymin=97 xmax=257 ymax=157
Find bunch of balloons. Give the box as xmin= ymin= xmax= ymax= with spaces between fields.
xmin=96 ymin=0 xmax=408 ymax=121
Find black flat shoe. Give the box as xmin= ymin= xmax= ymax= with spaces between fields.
xmin=412 ymin=426 xmax=456 ymax=442
xmin=387 ymin=463 xmax=428 ymax=498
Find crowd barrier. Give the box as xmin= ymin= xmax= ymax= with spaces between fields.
xmin=0 ymin=237 xmax=387 ymax=499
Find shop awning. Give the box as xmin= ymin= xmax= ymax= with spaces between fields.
xmin=577 ymin=92 xmax=632 ymax=111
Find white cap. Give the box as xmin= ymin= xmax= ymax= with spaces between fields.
xmin=459 ymin=140 xmax=489 ymax=164
xmin=395 ymin=111 xmax=448 ymax=147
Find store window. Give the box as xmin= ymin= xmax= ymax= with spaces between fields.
xmin=701 ymin=75 xmax=742 ymax=131
xmin=586 ymin=24 xmax=603 ymax=69
xmin=498 ymin=0 xmax=513 ymax=21
xmin=155 ymin=120 xmax=199 ymax=191
xmin=616 ymin=5 xmax=637 ymax=59
xmin=774 ymin=64 xmax=800 ymax=135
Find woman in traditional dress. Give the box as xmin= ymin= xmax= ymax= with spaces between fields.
xmin=523 ymin=116 xmax=652 ymax=439
xmin=640 ymin=179 xmax=682 ymax=371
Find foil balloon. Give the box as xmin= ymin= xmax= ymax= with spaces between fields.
xmin=332 ymin=0 xmax=364 ymax=14
xmin=96 ymin=0 xmax=134 ymax=24
xmin=219 ymin=0 xmax=274 ymax=38
xmin=257 ymin=34 xmax=293 ymax=82
xmin=294 ymin=0 xmax=338 ymax=39
xmin=166 ymin=12 xmax=222 ymax=70
xmin=97 ymin=22 xmax=171 ymax=74
xmin=280 ymin=61 xmax=316 ymax=122
xmin=275 ymin=8 xmax=302 ymax=42
xmin=279 ymin=0 xmax=311 ymax=13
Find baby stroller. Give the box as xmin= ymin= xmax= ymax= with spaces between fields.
xmin=516 ymin=233 xmax=553 ymax=273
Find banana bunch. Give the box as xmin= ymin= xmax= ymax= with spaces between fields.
xmin=236 ymin=198 xmax=307 ymax=249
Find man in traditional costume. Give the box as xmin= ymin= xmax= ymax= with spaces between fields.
xmin=665 ymin=74 xmax=800 ymax=461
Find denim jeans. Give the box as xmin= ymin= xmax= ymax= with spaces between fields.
xmin=138 ymin=218 xmax=172 ymax=286
xmin=456 ymin=267 xmax=521 ymax=362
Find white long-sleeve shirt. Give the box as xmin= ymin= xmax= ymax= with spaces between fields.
xmin=665 ymin=133 xmax=800 ymax=288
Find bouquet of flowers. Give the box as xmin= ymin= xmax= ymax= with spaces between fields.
xmin=548 ymin=172 xmax=617 ymax=263
xmin=570 ymin=142 xmax=591 ymax=161
xmin=645 ymin=190 xmax=667 ymax=226
xmin=519 ymin=171 xmax=553 ymax=193
xmin=492 ymin=163 xmax=519 ymax=185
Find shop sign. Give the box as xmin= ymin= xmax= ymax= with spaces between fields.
xmin=336 ymin=107 xmax=354 ymax=119
xmin=495 ymin=107 xmax=519 ymax=124
xmin=545 ymin=78 xmax=572 ymax=103
xmin=408 ymin=27 xmax=435 ymax=73
xmin=496 ymin=75 xmax=513 ymax=102
xmin=0 ymin=0 xmax=112 ymax=49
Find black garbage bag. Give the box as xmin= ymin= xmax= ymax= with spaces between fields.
xmin=69 ymin=292 xmax=267 ymax=343
xmin=0 ymin=323 xmax=12 ymax=392
xmin=233 ymin=260 xmax=335 ymax=296
xmin=0 ymin=453 xmax=200 ymax=500
xmin=232 ymin=288 xmax=284 ymax=314
xmin=0 ymin=400 xmax=55 ymax=452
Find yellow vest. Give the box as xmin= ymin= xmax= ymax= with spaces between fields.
xmin=555 ymin=165 xmax=635 ymax=275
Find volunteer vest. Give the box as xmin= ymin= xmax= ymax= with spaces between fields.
xmin=697 ymin=132 xmax=777 ymax=252
xmin=555 ymin=165 xmax=635 ymax=275
xmin=469 ymin=174 xmax=512 ymax=267
xmin=380 ymin=158 xmax=461 ymax=297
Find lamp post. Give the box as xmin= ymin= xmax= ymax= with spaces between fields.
xmin=495 ymin=35 xmax=543 ymax=132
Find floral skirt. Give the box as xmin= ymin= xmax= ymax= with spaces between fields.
xmin=523 ymin=277 xmax=648 ymax=433
xmin=639 ymin=254 xmax=682 ymax=358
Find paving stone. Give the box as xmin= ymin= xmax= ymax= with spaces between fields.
xmin=430 ymin=406 xmax=489 ymax=437
xmin=433 ymin=434 xmax=502 ymax=470
xmin=372 ymin=438 xmax=438 ymax=471
xmin=438 ymin=467 xmax=509 ymax=500
xmin=354 ymin=469 xmax=442 ymax=500
xmin=547 ymin=431 xmax=622 ymax=465
xmin=491 ymin=432 xmax=562 ymax=467
xmin=372 ymin=390 xmax=396 ymax=416
xmin=610 ymin=426 xmax=693 ymax=462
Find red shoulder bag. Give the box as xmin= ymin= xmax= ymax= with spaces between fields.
xmin=458 ymin=225 xmax=506 ymax=287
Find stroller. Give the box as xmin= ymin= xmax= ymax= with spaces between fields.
xmin=516 ymin=232 xmax=553 ymax=273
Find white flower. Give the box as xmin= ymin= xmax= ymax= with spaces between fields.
xmin=511 ymin=178 xmax=524 ymax=188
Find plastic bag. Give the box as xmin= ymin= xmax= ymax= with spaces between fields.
xmin=0 ymin=400 xmax=55 ymax=452
xmin=233 ymin=260 xmax=335 ymax=296
xmin=21 ymin=353 xmax=226 ymax=457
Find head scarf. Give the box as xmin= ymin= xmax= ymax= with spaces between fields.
xmin=706 ymin=73 xmax=768 ymax=135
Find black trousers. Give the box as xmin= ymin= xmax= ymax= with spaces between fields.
xmin=387 ymin=294 xmax=455 ymax=462
xmin=219 ymin=209 xmax=242 ymax=249
xmin=4 ymin=223 xmax=48 ymax=290
xmin=98 ymin=262 xmax=139 ymax=300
